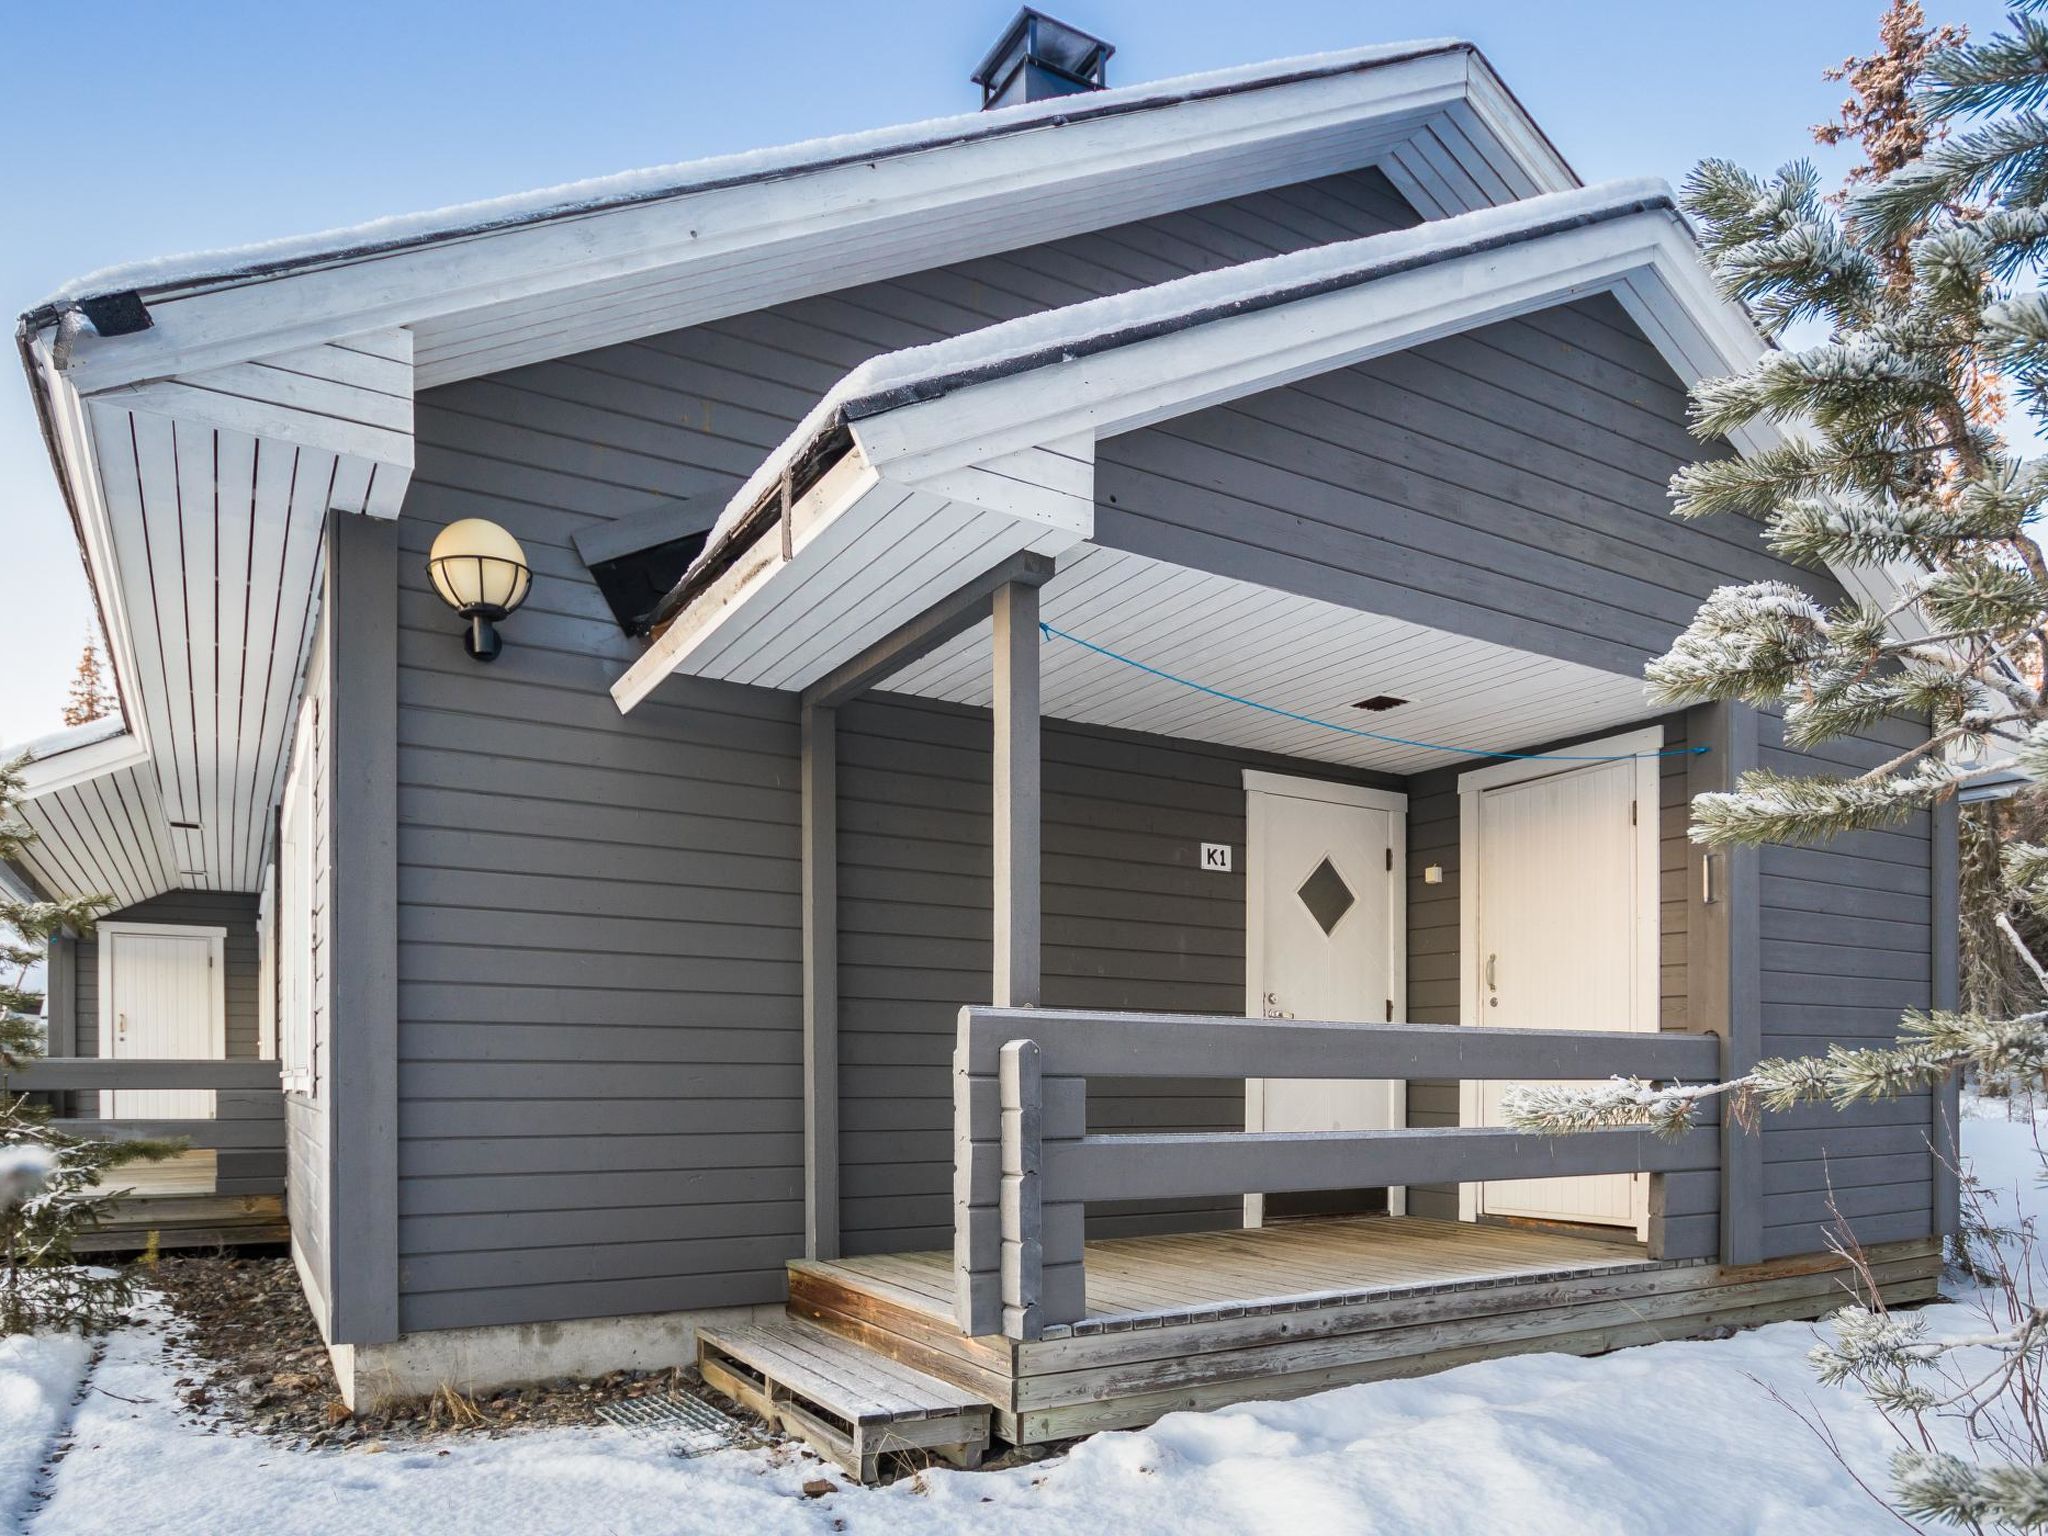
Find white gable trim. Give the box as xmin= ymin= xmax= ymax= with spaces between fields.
xmin=39 ymin=45 xmax=1568 ymax=399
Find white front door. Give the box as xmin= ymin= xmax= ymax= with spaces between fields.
xmin=1244 ymin=771 xmax=1406 ymax=1225
xmin=1461 ymin=729 xmax=1660 ymax=1232
xmin=98 ymin=924 xmax=224 ymax=1121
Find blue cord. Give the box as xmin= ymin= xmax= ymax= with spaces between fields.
xmin=1038 ymin=622 xmax=1709 ymax=763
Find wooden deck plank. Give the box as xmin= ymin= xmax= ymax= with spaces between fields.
xmin=786 ymin=1217 xmax=1947 ymax=1447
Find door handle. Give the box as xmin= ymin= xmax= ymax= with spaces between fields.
xmin=1485 ymin=955 xmax=1497 ymax=992
xmin=117 ymin=1011 xmax=128 ymax=1037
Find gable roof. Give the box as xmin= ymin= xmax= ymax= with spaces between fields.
xmin=611 ymin=179 xmax=1894 ymax=715
xmin=14 ymin=36 xmax=1578 ymax=907
xmin=22 ymin=41 xmax=1573 ymax=398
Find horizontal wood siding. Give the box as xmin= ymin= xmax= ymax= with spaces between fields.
xmin=1095 ymin=295 xmax=1845 ymax=677
xmin=392 ymin=168 xmax=1417 ymax=1334
xmin=838 ymin=693 xmax=1398 ymax=1256
xmin=1401 ymin=719 xmax=1699 ymax=1230
xmin=1756 ymin=712 xmax=1937 ymax=1260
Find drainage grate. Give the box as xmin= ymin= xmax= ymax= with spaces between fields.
xmin=595 ymin=1390 xmax=752 ymax=1457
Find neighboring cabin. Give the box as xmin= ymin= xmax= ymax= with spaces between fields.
xmin=9 ymin=13 xmax=1951 ymax=1474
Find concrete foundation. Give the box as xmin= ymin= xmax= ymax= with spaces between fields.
xmin=327 ymin=1303 xmax=788 ymax=1410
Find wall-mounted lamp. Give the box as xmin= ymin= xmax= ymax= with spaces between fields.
xmin=428 ymin=518 xmax=531 ymax=661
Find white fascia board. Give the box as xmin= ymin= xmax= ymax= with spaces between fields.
xmin=27 ymin=333 xmax=150 ymax=763
xmin=855 ymin=209 xmax=1700 ymax=478
xmin=12 ymin=727 xmax=151 ymax=798
xmin=613 ymin=449 xmax=884 ymax=712
xmin=49 ymin=53 xmax=1487 ymax=396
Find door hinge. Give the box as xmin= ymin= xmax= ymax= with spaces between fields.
xmin=1384 ymin=847 xmax=1393 ymax=872
xmin=1385 ymin=998 xmax=1394 ymax=1022
xmin=1630 ymin=799 xmax=1638 ymax=826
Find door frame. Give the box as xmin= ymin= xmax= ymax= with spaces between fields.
xmin=97 ymin=921 xmax=228 ymax=1068
xmin=1454 ymin=725 xmax=1662 ymax=1232
xmin=1243 ymin=769 xmax=1408 ymax=1225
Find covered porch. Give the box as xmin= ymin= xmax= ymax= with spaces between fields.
xmin=606 ymin=186 xmax=1945 ymax=1470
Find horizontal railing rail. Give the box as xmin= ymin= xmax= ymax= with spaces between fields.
xmin=7 ymin=1057 xmax=287 ymax=1196
xmin=8 ymin=1058 xmax=284 ymax=1091
xmin=953 ymin=1007 xmax=1722 ymax=1340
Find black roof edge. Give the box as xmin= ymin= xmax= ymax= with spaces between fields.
xmin=32 ymin=41 xmax=1491 ymax=313
xmin=643 ymin=190 xmax=1677 ymax=641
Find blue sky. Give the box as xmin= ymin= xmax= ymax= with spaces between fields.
xmin=0 ymin=0 xmax=2021 ymax=739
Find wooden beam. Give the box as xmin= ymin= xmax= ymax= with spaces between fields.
xmin=12 ymin=1058 xmax=282 ymax=1090
xmin=1931 ymin=795 xmax=1960 ymax=1235
xmin=1689 ymin=700 xmax=1762 ymax=1267
xmin=46 ymin=929 xmax=77 ymax=1060
xmin=999 ymin=1040 xmax=1044 ymax=1341
xmin=1051 ymin=1125 xmax=1719 ymax=1204
xmin=992 ymin=583 xmax=1042 ymax=1009
xmin=802 ymin=704 xmax=840 ymax=1261
xmin=802 ymin=551 xmax=1054 ymax=710
xmin=956 ymin=1008 xmax=1721 ymax=1081
xmin=325 ymin=511 xmax=401 ymax=1346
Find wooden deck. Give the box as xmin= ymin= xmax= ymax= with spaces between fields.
xmin=72 ymin=1192 xmax=288 ymax=1255
xmin=788 ymin=1215 xmax=1945 ymax=1445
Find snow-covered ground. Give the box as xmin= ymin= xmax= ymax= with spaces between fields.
xmin=2 ymin=1115 xmax=2036 ymax=1536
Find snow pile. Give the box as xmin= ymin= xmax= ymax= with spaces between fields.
xmin=20 ymin=1303 xmax=1974 ymax=1536
xmin=684 ymin=178 xmax=1677 ymax=583
xmin=13 ymin=1103 xmax=2026 ymax=1534
xmin=0 ymin=1330 xmax=90 ymax=1525
xmin=42 ymin=40 xmax=1464 ymax=306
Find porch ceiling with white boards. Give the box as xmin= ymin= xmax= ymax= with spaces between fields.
xmin=882 ymin=545 xmax=1658 ymax=775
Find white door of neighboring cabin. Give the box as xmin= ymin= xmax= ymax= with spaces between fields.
xmin=98 ymin=924 xmax=224 ymax=1122
xmin=1460 ymin=730 xmax=1660 ymax=1233
xmin=1244 ymin=771 xmax=1406 ymax=1226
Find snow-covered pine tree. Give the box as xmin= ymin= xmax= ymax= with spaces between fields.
xmin=1508 ymin=0 xmax=2048 ymax=1144
xmin=1 ymin=757 xmax=175 ymax=1333
xmin=60 ymin=636 xmax=114 ymax=729
xmin=1499 ymin=4 xmax=2048 ymax=1525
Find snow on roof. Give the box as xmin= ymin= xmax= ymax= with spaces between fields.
xmin=670 ymin=178 xmax=1679 ymax=605
xmin=3 ymin=715 xmax=128 ymax=765
xmin=41 ymin=39 xmax=1468 ymax=309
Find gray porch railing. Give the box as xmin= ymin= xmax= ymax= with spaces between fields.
xmin=6 ymin=1058 xmax=287 ymax=1197
xmin=952 ymin=1008 xmax=1722 ymax=1340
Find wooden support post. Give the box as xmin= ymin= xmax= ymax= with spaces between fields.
xmin=999 ymin=1039 xmax=1043 ymax=1341
xmin=45 ymin=928 xmax=77 ymax=1119
xmin=325 ymin=510 xmax=400 ymax=1345
xmin=1931 ymin=795 xmax=1960 ymax=1235
xmin=992 ymin=583 xmax=1041 ymax=1009
xmin=802 ymin=704 xmax=840 ymax=1261
xmin=1688 ymin=700 xmax=1762 ymax=1267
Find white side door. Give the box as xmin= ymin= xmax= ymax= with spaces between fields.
xmin=98 ymin=924 xmax=224 ymax=1121
xmin=1245 ymin=771 xmax=1406 ymax=1225
xmin=1461 ymin=730 xmax=1659 ymax=1231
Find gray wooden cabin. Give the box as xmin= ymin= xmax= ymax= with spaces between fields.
xmin=12 ymin=28 xmax=1951 ymax=1473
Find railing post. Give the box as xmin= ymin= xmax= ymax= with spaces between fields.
xmin=999 ymin=1039 xmax=1044 ymax=1340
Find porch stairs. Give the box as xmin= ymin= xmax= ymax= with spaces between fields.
xmin=695 ymin=1318 xmax=991 ymax=1481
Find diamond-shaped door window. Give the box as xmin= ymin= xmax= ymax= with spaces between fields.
xmin=1297 ymin=856 xmax=1356 ymax=936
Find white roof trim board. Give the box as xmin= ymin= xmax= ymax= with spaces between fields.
xmin=613 ymin=180 xmax=1887 ymax=716
xmin=28 ymin=42 xmax=1570 ymax=397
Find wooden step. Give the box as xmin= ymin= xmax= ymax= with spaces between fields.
xmin=696 ymin=1318 xmax=991 ymax=1483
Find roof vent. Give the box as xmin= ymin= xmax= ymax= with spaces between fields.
xmin=1352 ymin=695 xmax=1409 ymax=713
xmin=972 ymin=8 xmax=1113 ymax=111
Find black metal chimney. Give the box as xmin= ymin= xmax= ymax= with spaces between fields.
xmin=972 ymin=8 xmax=1113 ymax=111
